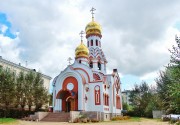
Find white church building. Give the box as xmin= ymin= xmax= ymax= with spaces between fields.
xmin=52 ymin=8 xmax=122 ymax=120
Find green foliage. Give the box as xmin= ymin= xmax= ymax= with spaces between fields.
xmin=123 ymin=102 xmax=133 ymax=111
xmin=156 ymin=37 xmax=180 ymax=114
xmin=0 ymin=68 xmax=16 ymax=117
xmin=128 ymin=82 xmax=161 ymax=118
xmin=0 ymin=69 xmax=50 ymax=118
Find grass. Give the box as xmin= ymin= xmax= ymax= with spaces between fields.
xmin=128 ymin=117 xmax=141 ymax=122
xmin=0 ymin=118 xmax=17 ymax=124
xmin=110 ymin=116 xmax=141 ymax=122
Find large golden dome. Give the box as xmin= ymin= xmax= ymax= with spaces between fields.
xmin=75 ymin=41 xmax=89 ymax=58
xmin=85 ymin=20 xmax=102 ymax=38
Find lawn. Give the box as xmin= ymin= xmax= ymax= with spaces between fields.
xmin=0 ymin=118 xmax=17 ymax=124
xmin=128 ymin=117 xmax=141 ymax=122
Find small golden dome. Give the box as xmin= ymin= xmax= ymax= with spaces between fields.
xmin=85 ymin=20 xmax=102 ymax=38
xmin=75 ymin=41 xmax=89 ymax=58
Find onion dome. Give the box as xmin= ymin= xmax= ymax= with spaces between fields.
xmin=85 ymin=20 xmax=102 ymax=38
xmin=75 ymin=41 xmax=89 ymax=59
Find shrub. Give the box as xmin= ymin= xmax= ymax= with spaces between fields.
xmin=73 ymin=118 xmax=80 ymax=123
xmin=91 ymin=118 xmax=99 ymax=122
xmin=111 ymin=116 xmax=130 ymax=121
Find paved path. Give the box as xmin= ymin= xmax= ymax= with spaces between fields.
xmin=1 ymin=119 xmax=169 ymax=125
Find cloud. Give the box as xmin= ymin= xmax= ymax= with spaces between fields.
xmin=97 ymin=0 xmax=180 ymax=76
xmin=0 ymin=0 xmax=180 ymax=85
xmin=0 ymin=33 xmax=21 ymax=63
xmin=0 ymin=25 xmax=8 ymax=34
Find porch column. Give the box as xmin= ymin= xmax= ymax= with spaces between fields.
xmin=56 ymin=99 xmax=61 ymax=111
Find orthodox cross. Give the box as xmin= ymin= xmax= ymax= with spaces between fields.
xmin=79 ymin=30 xmax=84 ymax=42
xmin=175 ymin=34 xmax=180 ymax=47
xmin=67 ymin=57 xmax=72 ymax=65
xmin=90 ymin=7 xmax=96 ymax=20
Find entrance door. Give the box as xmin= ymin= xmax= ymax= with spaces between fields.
xmin=66 ymin=98 xmax=75 ymax=112
xmin=66 ymin=101 xmax=71 ymax=112
xmin=56 ymin=89 xmax=78 ymax=111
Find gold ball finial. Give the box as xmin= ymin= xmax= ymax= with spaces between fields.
xmin=75 ymin=31 xmax=89 ymax=59
xmin=85 ymin=8 xmax=102 ymax=38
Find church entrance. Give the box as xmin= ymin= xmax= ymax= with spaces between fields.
xmin=66 ymin=97 xmax=75 ymax=112
xmin=56 ymin=89 xmax=78 ymax=112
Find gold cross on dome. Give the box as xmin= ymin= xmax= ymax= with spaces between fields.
xmin=90 ymin=7 xmax=96 ymax=20
xmin=67 ymin=57 xmax=72 ymax=65
xmin=79 ymin=30 xmax=84 ymax=42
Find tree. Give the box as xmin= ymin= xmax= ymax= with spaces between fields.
xmin=24 ymin=71 xmax=35 ymax=111
xmin=15 ymin=72 xmax=26 ymax=110
xmin=15 ymin=71 xmax=49 ymax=111
xmin=129 ymin=82 xmax=150 ymax=117
xmin=0 ymin=67 xmax=50 ymax=118
xmin=166 ymin=66 xmax=180 ymax=113
xmin=33 ymin=72 xmax=49 ymax=111
xmin=129 ymin=81 xmax=161 ymax=117
xmin=156 ymin=35 xmax=180 ymax=114
xmin=0 ymin=68 xmax=16 ymax=117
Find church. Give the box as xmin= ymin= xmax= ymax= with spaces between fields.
xmin=52 ymin=8 xmax=122 ymax=120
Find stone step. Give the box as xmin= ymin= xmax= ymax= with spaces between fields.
xmin=41 ymin=112 xmax=70 ymax=122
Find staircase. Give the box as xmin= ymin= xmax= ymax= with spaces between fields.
xmin=41 ymin=112 xmax=70 ymax=122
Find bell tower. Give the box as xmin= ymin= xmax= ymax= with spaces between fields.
xmin=85 ymin=7 xmax=107 ymax=73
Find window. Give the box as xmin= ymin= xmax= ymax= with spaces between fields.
xmin=79 ymin=60 xmax=81 ymax=63
xmin=98 ymin=62 xmax=101 ymax=70
xmin=91 ymin=40 xmax=93 ymax=46
xmin=6 ymin=67 xmax=10 ymax=72
xmin=94 ymin=85 xmax=101 ymax=105
xmin=104 ymin=94 xmax=109 ymax=106
xmin=103 ymin=94 xmax=105 ymax=105
xmin=116 ymin=96 xmax=121 ymax=109
xmin=13 ymin=70 xmax=16 ymax=76
xmin=107 ymin=96 xmax=109 ymax=106
xmin=96 ymin=40 xmax=98 ymax=46
xmin=87 ymin=41 xmax=89 ymax=47
xmin=89 ymin=61 xmax=93 ymax=68
xmin=104 ymin=64 xmax=106 ymax=71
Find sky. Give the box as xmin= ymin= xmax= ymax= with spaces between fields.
xmin=0 ymin=0 xmax=180 ymax=92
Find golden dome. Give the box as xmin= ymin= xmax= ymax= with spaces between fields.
xmin=75 ymin=41 xmax=89 ymax=58
xmin=85 ymin=20 xmax=102 ymax=38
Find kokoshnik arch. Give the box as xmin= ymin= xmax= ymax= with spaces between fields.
xmin=52 ymin=8 xmax=122 ymax=117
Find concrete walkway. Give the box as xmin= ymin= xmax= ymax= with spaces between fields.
xmin=1 ymin=118 xmax=169 ymax=125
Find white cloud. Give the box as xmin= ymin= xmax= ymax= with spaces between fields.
xmin=0 ymin=25 xmax=8 ymax=34
xmin=0 ymin=34 xmax=22 ymax=63
xmin=0 ymin=0 xmax=180 ymax=90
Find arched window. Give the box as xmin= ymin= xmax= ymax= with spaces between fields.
xmin=96 ymin=40 xmax=98 ymax=46
xmin=105 ymin=95 xmax=107 ymax=105
xmin=94 ymin=85 xmax=101 ymax=105
xmin=104 ymin=94 xmax=109 ymax=106
xmin=103 ymin=94 xmax=105 ymax=105
xmin=79 ymin=60 xmax=81 ymax=63
xmin=87 ymin=41 xmax=89 ymax=47
xmin=107 ymin=95 xmax=109 ymax=106
xmin=98 ymin=62 xmax=101 ymax=70
xmin=91 ymin=40 xmax=93 ymax=46
xmin=89 ymin=61 xmax=93 ymax=68
xmin=116 ymin=95 xmax=121 ymax=109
